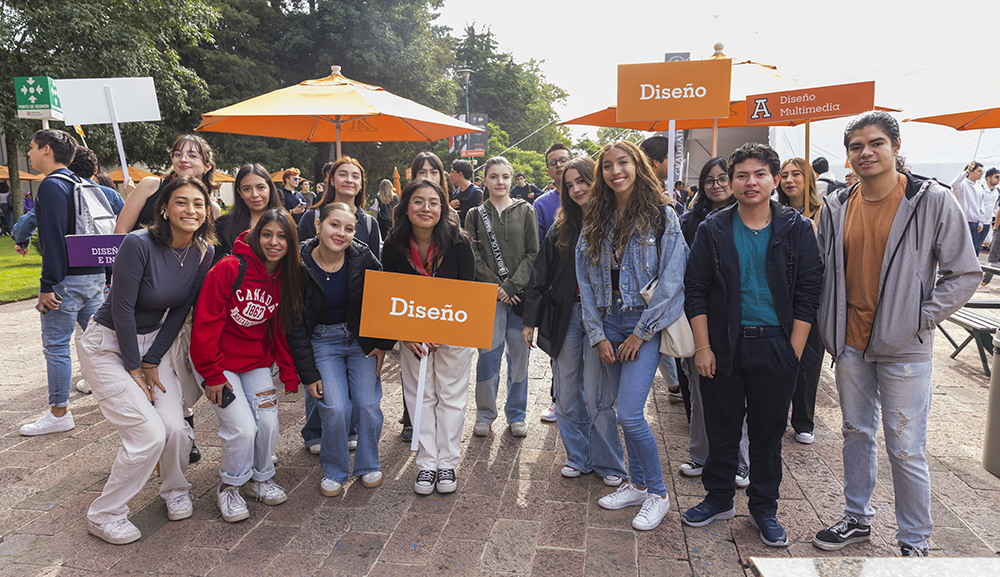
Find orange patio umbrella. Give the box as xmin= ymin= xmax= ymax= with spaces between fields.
xmin=0 ymin=165 xmax=43 ymax=181
xmin=213 ymin=172 xmax=236 ymax=184
xmin=195 ymin=65 xmax=481 ymax=159
xmin=107 ymin=167 xmax=158 ymax=182
xmin=392 ymin=167 xmax=401 ymax=196
xmin=905 ymin=83 xmax=1000 ymax=158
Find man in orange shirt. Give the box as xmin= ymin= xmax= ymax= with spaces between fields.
xmin=813 ymin=111 xmax=981 ymax=557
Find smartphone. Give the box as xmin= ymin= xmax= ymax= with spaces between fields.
xmin=220 ymin=386 xmax=236 ymax=408
xmin=36 ymin=291 xmax=63 ymax=315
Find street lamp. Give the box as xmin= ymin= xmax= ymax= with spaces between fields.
xmin=456 ymin=68 xmax=473 ymax=125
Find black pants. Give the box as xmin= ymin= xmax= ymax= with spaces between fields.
xmin=790 ymin=325 xmax=823 ymax=434
xmin=701 ymin=329 xmax=798 ymax=517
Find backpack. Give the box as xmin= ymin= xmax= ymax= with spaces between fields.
xmin=50 ymin=173 xmax=116 ymax=235
xmin=818 ymin=177 xmax=845 ymax=195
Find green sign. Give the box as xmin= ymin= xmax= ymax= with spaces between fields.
xmin=14 ymin=76 xmax=63 ymax=120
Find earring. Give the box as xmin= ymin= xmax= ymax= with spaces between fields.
xmin=161 ymin=210 xmax=167 ymax=220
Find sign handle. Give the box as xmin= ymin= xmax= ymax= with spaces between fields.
xmin=667 ymin=119 xmax=676 ymax=188
xmin=104 ymin=85 xmax=129 ymax=182
xmin=409 ymin=343 xmax=429 ymax=452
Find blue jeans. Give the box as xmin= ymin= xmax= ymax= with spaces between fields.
xmin=475 ymin=301 xmax=530 ymax=424
xmin=40 ymin=273 xmax=105 ymax=407
xmin=836 ymin=344 xmax=933 ymax=550
xmin=311 ymin=324 xmax=382 ymax=483
xmin=602 ymin=297 xmax=666 ymax=497
xmin=302 ymin=377 xmax=370 ymax=447
xmin=210 ymin=368 xmax=279 ymax=486
xmin=970 ymin=221 xmax=988 ymax=254
xmin=556 ymin=303 xmax=625 ymax=478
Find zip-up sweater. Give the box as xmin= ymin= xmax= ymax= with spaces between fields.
xmin=464 ymin=198 xmax=539 ymax=296
xmin=191 ymin=231 xmax=299 ymax=392
xmin=817 ymin=174 xmax=981 ymax=363
xmin=685 ymin=200 xmax=824 ymax=376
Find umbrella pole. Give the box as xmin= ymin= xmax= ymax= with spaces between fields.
xmin=975 ymin=129 xmax=985 ymax=159
xmin=805 ymin=119 xmax=811 ymax=163
xmin=336 ymin=122 xmax=342 ymax=160
xmin=712 ymin=118 xmax=719 ymax=157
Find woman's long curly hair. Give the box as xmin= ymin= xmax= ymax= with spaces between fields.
xmin=555 ymin=156 xmax=595 ymax=259
xmin=582 ymin=141 xmax=664 ymax=264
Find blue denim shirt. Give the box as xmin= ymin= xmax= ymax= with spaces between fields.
xmin=575 ymin=207 xmax=689 ymax=347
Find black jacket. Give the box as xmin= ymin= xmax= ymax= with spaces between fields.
xmin=380 ymin=232 xmax=476 ymax=281
xmin=523 ymin=224 xmax=576 ymax=358
xmin=288 ymin=237 xmax=394 ymax=385
xmin=684 ymin=200 xmax=824 ymax=376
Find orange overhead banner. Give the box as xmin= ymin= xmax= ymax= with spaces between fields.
xmin=359 ymin=271 xmax=497 ymax=349
xmin=746 ymin=81 xmax=875 ymax=125
xmin=616 ymin=59 xmax=732 ymax=122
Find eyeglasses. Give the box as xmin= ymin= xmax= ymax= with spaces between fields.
xmin=704 ymin=175 xmax=729 ymax=188
xmin=291 ymin=176 xmax=301 ymax=182
xmin=546 ymin=156 xmax=571 ymax=168
xmin=410 ymin=199 xmax=441 ymax=210
xmin=171 ymin=151 xmax=201 ymax=161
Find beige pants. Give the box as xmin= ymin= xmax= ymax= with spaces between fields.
xmin=400 ymin=345 xmax=474 ymax=471
xmin=79 ymin=323 xmax=193 ymax=524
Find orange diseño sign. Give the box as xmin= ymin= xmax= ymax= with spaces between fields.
xmin=616 ymin=59 xmax=732 ymax=122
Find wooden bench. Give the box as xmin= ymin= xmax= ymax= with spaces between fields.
xmin=938 ymin=308 xmax=1000 ymax=376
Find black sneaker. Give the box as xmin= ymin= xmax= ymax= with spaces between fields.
xmin=414 ymin=470 xmax=436 ymax=495
xmin=900 ymin=544 xmax=928 ymax=557
xmin=436 ymin=468 xmax=457 ymax=493
xmin=813 ymin=515 xmax=871 ymax=550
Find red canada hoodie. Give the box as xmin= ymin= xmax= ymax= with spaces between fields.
xmin=191 ymin=231 xmax=299 ymax=392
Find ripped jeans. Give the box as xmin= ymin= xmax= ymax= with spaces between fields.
xmin=836 ymin=344 xmax=934 ymax=550
xmin=210 ymin=367 xmax=280 ymax=486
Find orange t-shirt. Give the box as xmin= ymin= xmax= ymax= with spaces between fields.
xmin=844 ymin=174 xmax=906 ymax=350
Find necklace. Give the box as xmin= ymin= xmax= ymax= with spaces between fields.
xmin=313 ymin=253 xmax=343 ymax=281
xmin=747 ymin=219 xmax=771 ymax=235
xmin=169 ymin=244 xmax=192 ymax=266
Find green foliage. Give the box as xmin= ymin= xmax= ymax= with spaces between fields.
xmin=483 ymin=122 xmax=547 ymax=186
xmin=574 ymin=127 xmax=648 ymax=158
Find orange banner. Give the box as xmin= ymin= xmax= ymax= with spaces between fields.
xmin=746 ymin=81 xmax=875 ymax=125
xmin=359 ymin=271 xmax=497 ymax=349
xmin=617 ymin=59 xmax=732 ymax=122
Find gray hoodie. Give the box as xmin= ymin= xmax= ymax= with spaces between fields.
xmin=817 ymin=173 xmax=981 ymax=363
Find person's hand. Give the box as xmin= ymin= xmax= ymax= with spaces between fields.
xmin=142 ymin=364 xmax=165 ymax=400
xmin=292 ymin=204 xmax=305 ymax=215
xmin=403 ymin=340 xmax=428 ymax=359
xmin=15 ymin=243 xmax=28 ymax=256
xmin=37 ymin=292 xmax=60 ymax=312
xmin=367 ymin=348 xmax=386 ymax=374
xmin=791 ymin=341 xmax=804 ymax=362
xmin=205 ymin=383 xmax=232 ymax=406
xmin=425 ymin=341 xmax=441 ymax=354
xmin=522 ymin=326 xmax=535 ymax=349
xmin=123 ymin=177 xmax=136 ymax=198
xmin=497 ymin=286 xmax=510 ymax=304
xmin=596 ymin=340 xmax=616 ymax=364
xmin=978 ymin=224 xmax=984 ymax=233
xmin=616 ymin=334 xmax=642 ymax=363
xmin=449 ymin=199 xmax=460 ymax=209
xmin=694 ymin=347 xmax=716 ymax=378
xmin=306 ymin=380 xmax=323 ymax=399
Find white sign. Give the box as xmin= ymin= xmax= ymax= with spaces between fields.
xmin=54 ymin=77 xmax=160 ymax=125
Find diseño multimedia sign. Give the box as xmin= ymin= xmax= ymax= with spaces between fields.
xmin=746 ymin=81 xmax=875 ymax=125
xmin=616 ymin=59 xmax=731 ymax=122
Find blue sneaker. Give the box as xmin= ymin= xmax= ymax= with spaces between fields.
xmin=750 ymin=513 xmax=789 ymax=547
xmin=681 ymin=501 xmax=736 ymax=527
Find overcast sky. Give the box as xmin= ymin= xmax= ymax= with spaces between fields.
xmin=433 ymin=0 xmax=999 ymax=175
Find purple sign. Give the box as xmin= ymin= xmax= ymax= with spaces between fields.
xmin=66 ymin=234 xmax=127 ymax=267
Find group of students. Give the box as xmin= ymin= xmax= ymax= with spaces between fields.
xmin=20 ymin=108 xmax=983 ymax=554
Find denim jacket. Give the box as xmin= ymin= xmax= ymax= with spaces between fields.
xmin=575 ymin=207 xmax=689 ymax=347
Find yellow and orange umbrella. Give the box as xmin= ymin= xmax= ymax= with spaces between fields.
xmin=0 ymin=165 xmax=44 ymax=181
xmin=196 ymin=66 xmax=481 ymax=159
xmin=392 ymin=167 xmax=401 ymax=196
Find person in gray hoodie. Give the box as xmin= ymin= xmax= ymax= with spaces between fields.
xmin=812 ymin=111 xmax=981 ymax=557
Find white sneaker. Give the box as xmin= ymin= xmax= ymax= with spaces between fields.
xmin=245 ymin=479 xmax=287 ymax=505
xmin=271 ymin=453 xmax=277 ymax=464
xmin=348 ymin=439 xmax=358 ymax=451
xmin=308 ymin=444 xmax=321 ymax=455
xmin=320 ymin=477 xmax=342 ymax=497
xmin=88 ymin=518 xmax=141 ymax=545
xmin=735 ymin=466 xmax=750 ymax=489
xmin=165 ymin=494 xmax=193 ymax=521
xmin=473 ymin=422 xmax=490 ymax=437
xmin=632 ymin=494 xmax=671 ymax=531
xmin=795 ymin=431 xmax=815 ymax=444
xmin=509 ymin=421 xmax=528 ymax=437
xmin=603 ymin=475 xmax=624 ymax=487
xmin=217 ymin=484 xmax=249 ymax=522
xmin=541 ymin=403 xmax=557 ymax=422
xmin=598 ymin=483 xmax=648 ymax=510
xmin=361 ymin=471 xmax=383 ymax=488
xmin=76 ymin=379 xmax=92 ymax=394
xmin=20 ymin=410 xmax=75 ymax=436
xmin=561 ymin=465 xmax=581 ymax=478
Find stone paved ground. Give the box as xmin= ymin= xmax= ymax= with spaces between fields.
xmin=2 ymin=296 xmax=1000 ymax=576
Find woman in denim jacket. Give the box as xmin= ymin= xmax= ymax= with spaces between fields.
xmin=576 ymin=141 xmax=688 ymax=531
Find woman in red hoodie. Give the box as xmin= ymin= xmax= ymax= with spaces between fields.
xmin=191 ymin=208 xmax=304 ymax=522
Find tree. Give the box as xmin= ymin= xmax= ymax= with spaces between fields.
xmin=483 ymin=122 xmax=547 ymax=187
xmin=0 ymin=0 xmax=219 ymax=218
xmin=454 ymin=25 xmax=569 ymax=155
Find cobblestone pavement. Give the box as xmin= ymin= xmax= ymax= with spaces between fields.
xmin=2 ymin=297 xmax=1000 ymax=576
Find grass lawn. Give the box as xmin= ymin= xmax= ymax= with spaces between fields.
xmin=0 ymin=235 xmax=41 ymax=304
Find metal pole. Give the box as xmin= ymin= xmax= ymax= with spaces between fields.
xmin=667 ymin=119 xmax=676 ymax=188
xmin=805 ymin=119 xmax=811 ymax=163
xmin=712 ymin=118 xmax=719 ymax=157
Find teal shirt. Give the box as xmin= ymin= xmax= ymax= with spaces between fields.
xmin=733 ymin=211 xmax=780 ymax=327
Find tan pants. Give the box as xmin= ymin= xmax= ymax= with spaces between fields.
xmin=79 ymin=323 xmax=193 ymax=524
xmin=401 ymin=345 xmax=474 ymax=471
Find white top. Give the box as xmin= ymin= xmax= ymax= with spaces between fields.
xmin=982 ymin=181 xmax=1000 ymax=226
xmin=951 ymin=171 xmax=987 ymax=225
